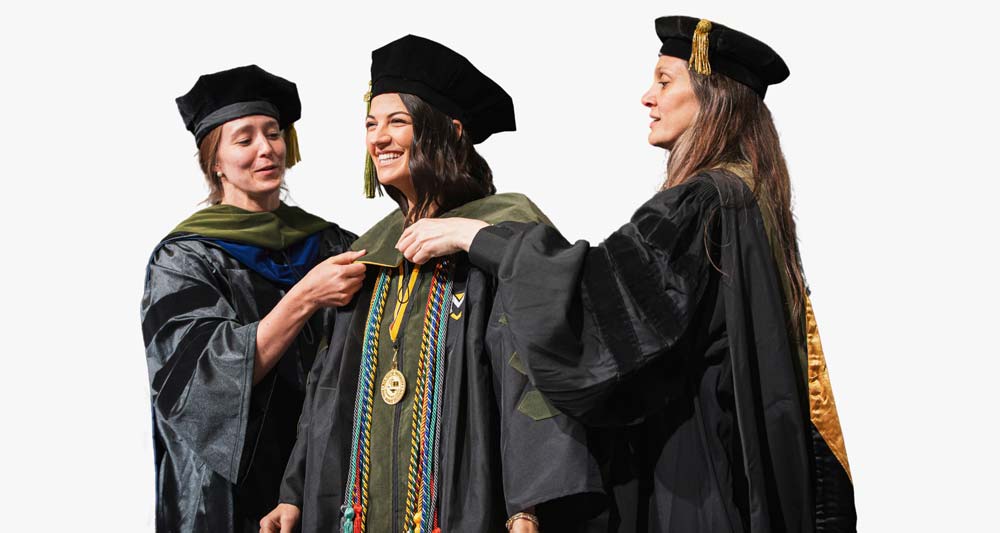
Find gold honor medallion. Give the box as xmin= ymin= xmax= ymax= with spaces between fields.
xmin=381 ymin=368 xmax=406 ymax=405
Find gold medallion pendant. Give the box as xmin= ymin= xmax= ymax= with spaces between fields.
xmin=381 ymin=368 xmax=407 ymax=405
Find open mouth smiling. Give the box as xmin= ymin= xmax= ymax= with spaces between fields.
xmin=377 ymin=151 xmax=403 ymax=165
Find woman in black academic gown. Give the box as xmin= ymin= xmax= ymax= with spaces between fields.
xmin=140 ymin=65 xmax=364 ymax=532
xmin=398 ymin=17 xmax=857 ymax=533
xmin=260 ymin=36 xmax=602 ymax=533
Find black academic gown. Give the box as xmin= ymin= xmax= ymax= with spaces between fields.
xmin=279 ymin=194 xmax=605 ymax=533
xmin=466 ymin=173 xmax=857 ymax=532
xmin=141 ymin=226 xmax=355 ymax=533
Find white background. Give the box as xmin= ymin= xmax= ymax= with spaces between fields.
xmin=2 ymin=1 xmax=996 ymax=531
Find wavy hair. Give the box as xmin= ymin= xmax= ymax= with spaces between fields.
xmin=379 ymin=93 xmax=495 ymax=223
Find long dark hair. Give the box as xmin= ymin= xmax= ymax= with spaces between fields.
xmin=667 ymin=71 xmax=806 ymax=334
xmin=380 ymin=93 xmax=495 ymax=224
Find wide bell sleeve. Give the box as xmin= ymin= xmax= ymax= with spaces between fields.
xmin=484 ymin=287 xmax=606 ymax=523
xmin=469 ymin=179 xmax=721 ymax=427
xmin=141 ymin=241 xmax=258 ymax=484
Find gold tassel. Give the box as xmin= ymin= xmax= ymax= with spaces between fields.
xmin=363 ymin=81 xmax=380 ymax=198
xmin=284 ymin=123 xmax=302 ymax=169
xmin=689 ymin=19 xmax=713 ymax=76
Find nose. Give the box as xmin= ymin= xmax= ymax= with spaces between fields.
xmin=257 ymin=133 xmax=277 ymax=157
xmin=641 ymin=85 xmax=657 ymax=109
xmin=368 ymin=122 xmax=391 ymax=150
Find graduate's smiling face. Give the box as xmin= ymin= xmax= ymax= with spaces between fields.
xmin=642 ymin=55 xmax=700 ymax=150
xmin=366 ymin=93 xmax=415 ymax=200
xmin=214 ymin=115 xmax=286 ymax=202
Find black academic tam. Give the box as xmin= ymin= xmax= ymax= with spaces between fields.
xmin=370 ymin=34 xmax=515 ymax=144
xmin=655 ymin=16 xmax=790 ymax=99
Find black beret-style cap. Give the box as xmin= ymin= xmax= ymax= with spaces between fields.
xmin=176 ymin=65 xmax=301 ymax=145
xmin=655 ymin=16 xmax=789 ymax=98
xmin=370 ymin=35 xmax=515 ymax=144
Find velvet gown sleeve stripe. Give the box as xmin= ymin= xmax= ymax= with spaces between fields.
xmin=581 ymin=247 xmax=643 ymax=375
xmin=142 ymin=241 xmax=257 ymax=485
xmin=141 ymin=284 xmax=221 ymax=345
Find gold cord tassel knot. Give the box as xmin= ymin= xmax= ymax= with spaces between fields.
xmin=363 ymin=81 xmax=380 ymax=198
xmin=689 ymin=19 xmax=713 ymax=76
xmin=284 ymin=123 xmax=302 ymax=169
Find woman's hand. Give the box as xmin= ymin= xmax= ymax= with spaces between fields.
xmin=254 ymin=250 xmax=366 ymax=383
xmin=259 ymin=503 xmax=301 ymax=533
xmin=293 ymin=250 xmax=367 ymax=309
xmin=509 ymin=517 xmax=540 ymax=533
xmin=396 ymin=218 xmax=489 ymax=264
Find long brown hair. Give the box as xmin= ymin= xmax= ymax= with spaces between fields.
xmin=379 ymin=93 xmax=495 ymax=224
xmin=667 ymin=71 xmax=806 ymax=332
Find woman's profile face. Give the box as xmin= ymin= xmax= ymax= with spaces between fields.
xmin=366 ymin=93 xmax=415 ymax=196
xmin=214 ymin=115 xmax=286 ymax=197
xmin=641 ymin=55 xmax=700 ymax=150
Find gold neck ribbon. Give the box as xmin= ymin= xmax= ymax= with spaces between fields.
xmin=388 ymin=264 xmax=422 ymax=342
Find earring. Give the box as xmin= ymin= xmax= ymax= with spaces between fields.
xmin=216 ymin=171 xmax=224 ymax=178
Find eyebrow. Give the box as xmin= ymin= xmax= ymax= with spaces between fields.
xmin=229 ymin=120 xmax=279 ymax=138
xmin=229 ymin=124 xmax=254 ymax=138
xmin=366 ymin=111 xmax=412 ymax=120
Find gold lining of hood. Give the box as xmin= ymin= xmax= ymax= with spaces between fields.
xmin=806 ymin=295 xmax=852 ymax=481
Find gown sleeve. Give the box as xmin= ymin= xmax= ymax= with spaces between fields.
xmin=469 ymin=178 xmax=721 ymax=427
xmin=141 ymin=240 xmax=257 ymax=484
xmin=485 ymin=287 xmax=605 ymax=520
xmin=277 ymin=340 xmax=326 ymax=507
xmin=278 ymin=226 xmax=356 ymax=507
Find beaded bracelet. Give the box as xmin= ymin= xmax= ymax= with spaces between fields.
xmin=505 ymin=512 xmax=540 ymax=531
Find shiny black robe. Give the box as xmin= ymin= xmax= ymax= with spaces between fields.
xmin=279 ymin=196 xmax=605 ymax=533
xmin=141 ymin=226 xmax=355 ymax=533
xmin=466 ymin=173 xmax=857 ymax=532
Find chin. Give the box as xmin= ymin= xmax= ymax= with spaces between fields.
xmin=647 ymin=131 xmax=676 ymax=150
xmin=377 ymin=169 xmax=411 ymax=191
xmin=647 ymin=136 xmax=669 ymax=150
xmin=253 ymin=179 xmax=284 ymax=196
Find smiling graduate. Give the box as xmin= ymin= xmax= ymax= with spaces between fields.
xmin=261 ymin=36 xmax=604 ymax=533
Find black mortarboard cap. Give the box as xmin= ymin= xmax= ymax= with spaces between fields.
xmin=176 ymin=64 xmax=301 ymax=145
xmin=369 ymin=35 xmax=515 ymax=144
xmin=655 ymin=16 xmax=789 ymax=99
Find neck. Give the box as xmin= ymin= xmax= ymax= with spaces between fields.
xmin=221 ymin=187 xmax=281 ymax=212
xmin=404 ymin=198 xmax=439 ymax=223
